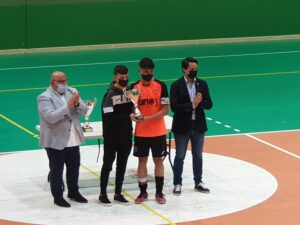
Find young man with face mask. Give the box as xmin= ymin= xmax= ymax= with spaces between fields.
xmin=130 ymin=58 xmax=170 ymax=204
xmin=99 ymin=65 xmax=134 ymax=205
xmin=170 ymin=57 xmax=213 ymax=196
xmin=37 ymin=71 xmax=88 ymax=207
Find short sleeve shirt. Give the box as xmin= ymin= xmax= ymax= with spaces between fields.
xmin=131 ymin=79 xmax=169 ymax=137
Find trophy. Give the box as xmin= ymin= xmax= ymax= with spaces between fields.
xmin=123 ymin=89 xmax=143 ymax=120
xmin=82 ymin=98 xmax=97 ymax=132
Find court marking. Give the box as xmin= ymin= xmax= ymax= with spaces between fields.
xmin=1 ymin=49 xmax=300 ymax=72
xmin=245 ymin=134 xmax=300 ymax=159
xmin=80 ymin=163 xmax=177 ymax=225
xmin=1 ymin=70 xmax=300 ymax=93
xmin=1 ymin=112 xmax=299 ymax=161
xmin=0 ymin=113 xmax=40 ymax=139
xmin=206 ymin=117 xmax=300 ymax=159
xmin=0 ymin=113 xmax=176 ymax=225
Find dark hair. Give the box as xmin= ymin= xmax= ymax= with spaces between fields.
xmin=114 ymin=65 xmax=128 ymax=75
xmin=181 ymin=57 xmax=198 ymax=69
xmin=139 ymin=57 xmax=155 ymax=69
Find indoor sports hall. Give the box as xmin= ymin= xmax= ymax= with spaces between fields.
xmin=0 ymin=1 xmax=299 ymax=225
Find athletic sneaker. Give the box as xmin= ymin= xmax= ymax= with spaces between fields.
xmin=173 ymin=184 xmax=182 ymax=196
xmin=114 ymin=194 xmax=130 ymax=205
xmin=99 ymin=194 xmax=112 ymax=206
xmin=135 ymin=192 xmax=148 ymax=204
xmin=194 ymin=182 xmax=210 ymax=193
xmin=155 ymin=193 xmax=166 ymax=204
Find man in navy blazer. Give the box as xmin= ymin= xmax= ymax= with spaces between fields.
xmin=38 ymin=71 xmax=88 ymax=207
xmin=170 ymin=57 xmax=213 ymax=196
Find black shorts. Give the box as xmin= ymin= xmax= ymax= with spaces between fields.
xmin=133 ymin=135 xmax=167 ymax=158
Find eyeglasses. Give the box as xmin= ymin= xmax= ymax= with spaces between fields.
xmin=54 ymin=79 xmax=67 ymax=84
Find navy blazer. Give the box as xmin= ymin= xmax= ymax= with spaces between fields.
xmin=170 ymin=76 xmax=213 ymax=134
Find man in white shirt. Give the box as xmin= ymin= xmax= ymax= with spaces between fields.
xmin=37 ymin=71 xmax=88 ymax=207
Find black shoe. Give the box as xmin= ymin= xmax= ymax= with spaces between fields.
xmin=114 ymin=194 xmax=130 ymax=205
xmin=54 ymin=198 xmax=71 ymax=208
xmin=99 ymin=194 xmax=112 ymax=206
xmin=67 ymin=193 xmax=88 ymax=203
xmin=194 ymin=182 xmax=210 ymax=193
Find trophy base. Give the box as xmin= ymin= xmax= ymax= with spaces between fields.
xmin=82 ymin=126 xmax=93 ymax=132
xmin=135 ymin=115 xmax=144 ymax=120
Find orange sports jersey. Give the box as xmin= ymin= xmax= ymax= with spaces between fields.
xmin=131 ymin=79 xmax=169 ymax=137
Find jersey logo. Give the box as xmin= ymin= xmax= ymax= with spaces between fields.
xmin=139 ymin=98 xmax=159 ymax=106
xmin=112 ymin=94 xmax=131 ymax=106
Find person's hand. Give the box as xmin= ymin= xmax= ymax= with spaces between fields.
xmin=68 ymin=94 xmax=79 ymax=109
xmin=130 ymin=113 xmax=144 ymax=122
xmin=73 ymin=93 xmax=80 ymax=107
xmin=130 ymin=113 xmax=139 ymax=122
xmin=193 ymin=92 xmax=202 ymax=108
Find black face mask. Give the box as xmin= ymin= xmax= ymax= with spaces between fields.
xmin=141 ymin=74 xmax=153 ymax=82
xmin=118 ymin=79 xmax=129 ymax=87
xmin=188 ymin=70 xmax=198 ymax=79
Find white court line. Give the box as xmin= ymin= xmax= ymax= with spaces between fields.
xmin=1 ymin=50 xmax=300 ymax=71
xmin=206 ymin=128 xmax=300 ymax=138
xmin=245 ymin=134 xmax=300 ymax=159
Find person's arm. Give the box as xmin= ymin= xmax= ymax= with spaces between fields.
xmin=102 ymin=91 xmax=116 ymax=127
xmin=170 ymin=81 xmax=194 ymax=113
xmin=37 ymin=95 xmax=70 ymax=124
xmin=198 ymin=81 xmax=213 ymax=110
xmin=143 ymin=81 xmax=169 ymax=121
xmin=142 ymin=105 xmax=169 ymax=121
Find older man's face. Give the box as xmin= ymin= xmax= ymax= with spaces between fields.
xmin=51 ymin=72 xmax=67 ymax=91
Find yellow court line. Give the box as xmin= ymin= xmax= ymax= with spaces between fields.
xmin=0 ymin=83 xmax=110 ymax=93
xmin=0 ymin=113 xmax=176 ymax=225
xmin=1 ymin=70 xmax=300 ymax=93
xmin=0 ymin=113 xmax=40 ymax=139
xmin=80 ymin=163 xmax=176 ymax=225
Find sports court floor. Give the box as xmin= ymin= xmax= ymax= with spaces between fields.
xmin=0 ymin=39 xmax=299 ymax=225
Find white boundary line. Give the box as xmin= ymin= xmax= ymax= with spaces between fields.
xmin=245 ymin=134 xmax=300 ymax=159
xmin=206 ymin=128 xmax=300 ymax=138
xmin=1 ymin=50 xmax=300 ymax=71
xmin=1 ymin=129 xmax=300 ymax=155
xmin=1 ymin=34 xmax=300 ymax=55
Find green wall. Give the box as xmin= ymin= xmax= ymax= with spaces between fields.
xmin=1 ymin=0 xmax=300 ymax=50
xmin=0 ymin=1 xmax=26 ymax=49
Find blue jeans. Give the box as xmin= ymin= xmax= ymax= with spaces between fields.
xmin=173 ymin=129 xmax=204 ymax=186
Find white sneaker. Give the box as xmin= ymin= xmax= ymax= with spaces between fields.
xmin=195 ymin=182 xmax=210 ymax=193
xmin=173 ymin=184 xmax=182 ymax=196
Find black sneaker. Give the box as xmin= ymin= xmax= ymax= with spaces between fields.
xmin=67 ymin=193 xmax=88 ymax=203
xmin=114 ymin=194 xmax=130 ymax=205
xmin=99 ymin=194 xmax=112 ymax=206
xmin=194 ymin=182 xmax=210 ymax=193
xmin=54 ymin=198 xmax=71 ymax=208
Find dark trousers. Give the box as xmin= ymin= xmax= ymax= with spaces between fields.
xmin=100 ymin=139 xmax=132 ymax=195
xmin=45 ymin=146 xmax=80 ymax=200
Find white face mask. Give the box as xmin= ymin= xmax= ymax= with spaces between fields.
xmin=57 ymin=84 xmax=67 ymax=94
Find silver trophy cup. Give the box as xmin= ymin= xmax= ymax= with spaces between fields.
xmin=123 ymin=89 xmax=142 ymax=119
xmin=82 ymin=98 xmax=97 ymax=132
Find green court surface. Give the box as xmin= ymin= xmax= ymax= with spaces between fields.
xmin=1 ymin=39 xmax=300 ymax=152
